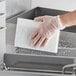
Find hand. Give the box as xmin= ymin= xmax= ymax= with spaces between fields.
xmin=31 ymin=15 xmax=65 ymax=47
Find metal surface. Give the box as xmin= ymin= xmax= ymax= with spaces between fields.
xmin=0 ymin=70 xmax=71 ymax=76
xmin=4 ymin=53 xmax=75 ymax=74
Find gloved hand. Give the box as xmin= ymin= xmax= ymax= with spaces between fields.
xmin=31 ymin=15 xmax=65 ymax=47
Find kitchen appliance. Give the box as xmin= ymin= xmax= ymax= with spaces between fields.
xmin=3 ymin=7 xmax=76 ymax=76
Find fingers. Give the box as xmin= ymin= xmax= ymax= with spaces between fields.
xmin=31 ymin=29 xmax=39 ymax=39
xmin=32 ymin=34 xmax=41 ymax=46
xmin=34 ymin=16 xmax=44 ymax=22
xmin=34 ymin=36 xmax=45 ymax=47
xmin=32 ymin=32 xmax=48 ymax=47
xmin=41 ymin=38 xmax=49 ymax=47
xmin=34 ymin=15 xmax=53 ymax=22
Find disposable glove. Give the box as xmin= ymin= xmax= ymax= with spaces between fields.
xmin=31 ymin=15 xmax=65 ymax=47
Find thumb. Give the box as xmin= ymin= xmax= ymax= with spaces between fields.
xmin=34 ymin=16 xmax=44 ymax=22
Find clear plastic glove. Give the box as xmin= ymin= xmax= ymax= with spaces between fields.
xmin=31 ymin=15 xmax=65 ymax=47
